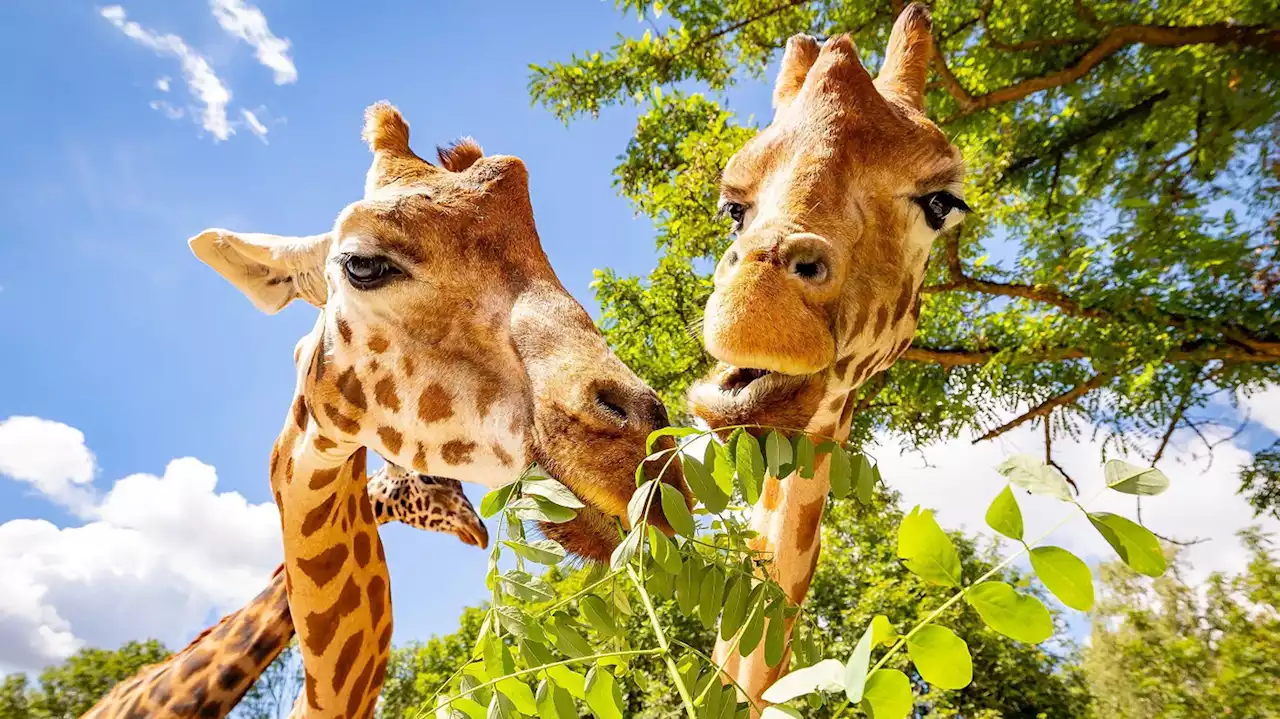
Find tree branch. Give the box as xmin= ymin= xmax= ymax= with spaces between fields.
xmin=937 ymin=22 xmax=1280 ymax=120
xmin=1001 ymin=90 xmax=1171 ymax=177
xmin=974 ymin=371 xmax=1114 ymax=443
xmin=902 ymin=343 xmax=1277 ymax=366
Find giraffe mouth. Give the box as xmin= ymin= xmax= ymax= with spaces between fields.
xmin=720 ymin=367 xmax=772 ymax=394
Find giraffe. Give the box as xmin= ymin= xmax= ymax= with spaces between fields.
xmin=82 ymin=463 xmax=487 ymax=719
xmin=176 ymin=101 xmax=685 ymax=718
xmin=687 ymin=4 xmax=969 ymax=707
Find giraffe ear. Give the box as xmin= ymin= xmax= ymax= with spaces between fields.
xmin=189 ymin=229 xmax=331 ymax=313
xmin=875 ymin=2 xmax=934 ymax=112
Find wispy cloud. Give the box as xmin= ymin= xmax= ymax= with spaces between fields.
xmin=241 ymin=108 xmax=268 ymax=143
xmin=208 ymin=0 xmax=297 ymax=84
xmin=154 ymin=76 xmax=170 ymax=92
xmin=100 ymin=6 xmax=233 ymax=141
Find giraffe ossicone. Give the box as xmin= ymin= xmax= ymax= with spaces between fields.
xmin=687 ymin=3 xmax=970 ymax=708
xmin=173 ymin=101 xmax=687 ymax=718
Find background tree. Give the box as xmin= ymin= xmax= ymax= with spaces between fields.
xmin=378 ymin=490 xmax=1094 ymax=718
xmin=529 ymin=0 xmax=1280 ymax=512
xmin=232 ymin=644 xmax=305 ymax=719
xmin=1083 ymin=528 xmax=1280 ymax=718
xmin=0 ymin=640 xmax=169 ymax=719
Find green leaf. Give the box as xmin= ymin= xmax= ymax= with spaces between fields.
xmin=646 ymin=426 xmax=700 ymax=453
xmin=853 ymin=454 xmax=874 ymax=505
xmin=870 ymin=615 xmax=897 ymax=647
xmin=494 ymin=677 xmax=537 ymax=716
xmin=720 ymin=575 xmax=749 ymax=640
xmin=578 ymin=594 xmax=618 ymax=637
xmin=1029 ymin=546 xmax=1095 ymax=611
xmin=760 ymin=658 xmax=846 ymax=702
xmin=706 ymin=440 xmax=737 ymax=497
xmin=984 ymin=486 xmax=1024 ymax=541
xmin=996 ymin=454 xmax=1073 ymax=501
xmin=765 ymin=430 xmax=793 ymax=477
xmin=519 ymin=637 xmax=554 ymax=668
xmin=1104 ymin=460 xmax=1170 ymax=496
xmin=761 ymin=708 xmax=803 ymax=719
xmin=508 ymin=496 xmax=577 ymax=524
xmin=486 ymin=692 xmax=515 ymax=719
xmin=609 ymin=529 xmax=641 ymax=570
xmin=501 ymin=539 xmax=566 ymax=565
xmin=794 ymin=434 xmax=816 ymax=479
xmin=738 ymin=585 xmax=767 ymax=656
xmin=698 ymin=566 xmax=726 ymax=630
xmin=500 ymin=570 xmax=556 ymax=602
xmin=521 ymin=477 xmax=586 ymax=509
xmin=536 ymin=678 xmax=577 ymax=719
xmin=906 ymin=625 xmax=972 ymax=689
xmin=843 ymin=623 xmax=875 ymax=703
xmin=627 ymin=480 xmax=658 ymax=529
xmin=735 ymin=432 xmax=765 ymax=504
xmin=661 ymin=481 xmax=696 ymax=536
xmin=1088 ymin=512 xmax=1166 ymax=577
xmin=480 ymin=483 xmax=517 ymax=518
xmin=584 ymin=666 xmax=624 ymax=719
xmin=648 ymin=526 xmax=682 ymax=574
xmin=860 ymin=669 xmax=913 ymax=719
xmin=496 ymin=606 xmax=546 ymax=643
xmin=442 ymin=695 xmax=486 ymax=719
xmin=897 ymin=507 xmax=963 ymax=587
xmin=964 ymin=581 xmax=1054 ymax=643
xmin=764 ymin=597 xmax=786 ymax=667
xmin=544 ymin=665 xmax=586 ymax=699
xmin=548 ymin=614 xmax=591 ymax=658
xmin=682 ymin=452 xmax=727 ymax=513
xmin=829 ymin=448 xmax=852 ymax=500
xmin=676 ymin=553 xmax=703 ymax=615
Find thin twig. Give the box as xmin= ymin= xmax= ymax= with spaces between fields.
xmin=975 ymin=372 xmax=1114 ymax=443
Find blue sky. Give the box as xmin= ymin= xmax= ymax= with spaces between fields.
xmin=2 ymin=0 xmax=1277 ymax=681
xmin=0 ymin=0 xmax=777 ymax=672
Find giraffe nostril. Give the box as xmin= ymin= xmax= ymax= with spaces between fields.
xmin=593 ymin=386 xmax=630 ymax=425
xmin=790 ymin=258 xmax=828 ymax=282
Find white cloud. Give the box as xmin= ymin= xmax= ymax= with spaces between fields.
xmin=100 ymin=5 xmax=234 ymax=140
xmin=155 ymin=76 xmax=170 ymax=92
xmin=209 ymin=0 xmax=297 ymax=84
xmin=241 ymin=108 xmax=269 ymax=142
xmin=877 ymin=385 xmax=1280 ymax=588
xmin=149 ymin=99 xmax=185 ymax=120
xmin=0 ymin=419 xmax=280 ymax=674
xmin=0 ymin=417 xmax=97 ymax=513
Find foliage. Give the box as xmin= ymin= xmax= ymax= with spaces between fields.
xmin=0 ymin=640 xmax=169 ymax=719
xmin=420 ymin=427 xmax=1167 ymax=719
xmin=528 ymin=0 xmax=1280 ymax=510
xmin=1083 ymin=528 xmax=1280 ymax=718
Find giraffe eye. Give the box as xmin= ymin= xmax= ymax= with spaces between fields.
xmin=342 ymin=255 xmax=401 ymax=290
xmin=717 ymin=201 xmax=750 ymax=232
xmin=915 ymin=191 xmax=971 ymax=231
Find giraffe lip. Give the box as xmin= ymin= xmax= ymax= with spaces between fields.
xmin=720 ymin=367 xmax=772 ymax=394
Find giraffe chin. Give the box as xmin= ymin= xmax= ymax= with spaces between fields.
xmin=536 ymin=504 xmax=620 ymax=563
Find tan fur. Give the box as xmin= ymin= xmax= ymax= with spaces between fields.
xmin=689 ymin=4 xmax=967 ymax=710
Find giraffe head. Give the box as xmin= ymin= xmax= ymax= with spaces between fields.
xmin=192 ymin=102 xmax=685 ymax=561
xmin=691 ymin=4 xmax=968 ymax=431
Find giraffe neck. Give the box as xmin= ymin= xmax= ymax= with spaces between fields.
xmin=82 ymin=566 xmax=294 ymax=719
xmin=274 ymin=428 xmax=391 ymax=719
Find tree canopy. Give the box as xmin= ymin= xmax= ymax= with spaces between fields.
xmin=0 ymin=641 xmax=168 ymax=719
xmin=529 ymin=0 xmax=1280 ymax=513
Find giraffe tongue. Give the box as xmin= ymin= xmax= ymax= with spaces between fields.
xmin=722 ymin=367 xmax=770 ymax=393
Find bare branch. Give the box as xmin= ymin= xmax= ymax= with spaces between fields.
xmin=974 ymin=372 xmax=1114 ymax=443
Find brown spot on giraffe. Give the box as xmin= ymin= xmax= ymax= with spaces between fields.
xmin=762 ymin=476 xmax=783 ymax=511
xmin=400 ymin=354 xmax=415 ymax=377
xmin=892 ymin=279 xmax=914 ymax=323
xmin=345 ymin=658 xmax=376 ymax=717
xmin=374 ymin=377 xmax=400 ymax=412
xmin=323 ymin=403 xmax=360 ymax=435
xmin=491 ymin=442 xmax=513 ymax=467
xmin=377 ymin=426 xmax=403 ymax=455
xmin=302 ymin=575 xmax=361 ymax=656
xmin=332 ymin=629 xmax=364 ymax=693
xmin=300 ymin=494 xmax=338 ymax=537
xmin=366 ymin=332 xmax=389 ymax=354
xmin=417 ymin=383 xmax=454 ymax=423
xmin=292 ymin=395 xmax=309 ymax=429
xmin=336 ymin=367 xmax=367 ymax=411
xmin=441 ymin=439 xmax=476 ymax=465
xmin=353 ymin=531 xmax=372 ymax=567
xmin=794 ymin=495 xmax=826 ymax=554
xmin=367 ymin=575 xmax=387 ymax=626
xmin=296 ymin=543 xmax=348 ymax=588
xmin=336 ymin=315 xmax=352 ymax=344
xmin=309 ymin=466 xmax=340 ymax=490
xmin=314 ymin=434 xmax=337 ymax=453
xmin=412 ymin=443 xmax=428 ymax=473
xmin=873 ymin=305 xmax=890 ymax=337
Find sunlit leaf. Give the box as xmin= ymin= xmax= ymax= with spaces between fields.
xmin=508 ymin=496 xmax=577 ymax=524
xmin=501 ymin=539 xmax=566 ymax=565
xmin=661 ymin=481 xmax=696 ymax=536
xmin=760 ymin=659 xmax=845 ymax=702
xmin=720 ymin=575 xmax=749 ymax=640
xmin=494 ymin=677 xmax=537 ymax=715
xmin=1089 ymin=512 xmax=1167 ymax=577
xmin=860 ymin=669 xmax=913 ymax=719
xmin=853 ymin=454 xmax=874 ymax=505
xmin=829 ymin=448 xmax=852 ymax=500
xmin=897 ymin=507 xmax=962 ymax=587
xmin=609 ymin=529 xmax=641 ymax=570
xmin=584 ymin=666 xmax=624 ymax=719
xmin=648 ymin=526 xmax=682 ymax=574
xmin=764 ymin=597 xmax=786 ymax=667
xmin=794 ymin=434 xmax=816 ymax=478
xmin=536 ymin=678 xmax=577 ymax=719
xmin=646 ymin=426 xmax=701 ymax=453
xmin=984 ymin=486 xmax=1024 ymax=541
xmin=698 ymin=566 xmax=726 ymax=630
xmin=683 ymin=452 xmax=728 ymax=514
xmin=765 ymin=430 xmax=793 ymax=477
xmin=627 ymin=480 xmax=658 ymax=529
xmin=964 ymin=581 xmax=1054 ymax=643
xmin=906 ymin=625 xmax=972 ymax=689
xmin=522 ymin=477 xmax=586 ymax=509
xmin=1029 ymin=546 xmax=1095 ymax=611
xmin=578 ymin=594 xmax=618 ymax=637
xmin=1104 ymin=460 xmax=1170 ymax=496
xmin=479 ymin=483 xmax=517 ymax=519
xmin=870 ymin=615 xmax=897 ymax=647
xmin=735 ymin=432 xmax=765 ymax=504
xmin=843 ymin=622 xmax=875 ymax=703
xmin=997 ymin=454 xmax=1073 ymax=501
